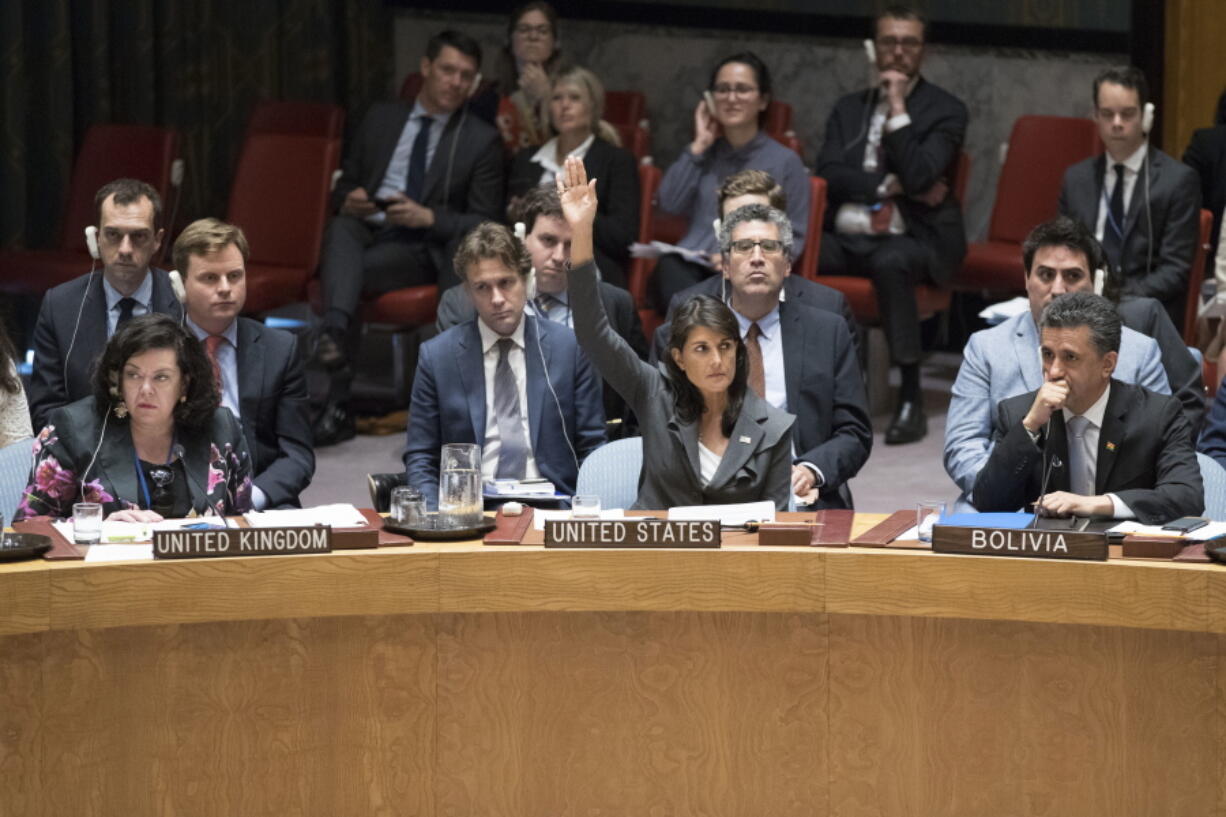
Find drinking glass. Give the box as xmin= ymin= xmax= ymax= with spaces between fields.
xmin=916 ymin=500 xmax=946 ymax=544
xmin=439 ymin=443 xmax=483 ymax=528
xmin=73 ymin=502 xmax=103 ymax=545
xmin=391 ymin=486 xmax=426 ymax=527
xmin=571 ymin=494 xmax=602 ymax=519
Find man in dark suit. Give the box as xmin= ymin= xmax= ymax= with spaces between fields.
xmin=313 ymin=29 xmax=505 ymax=444
xmin=174 ymin=218 xmax=314 ymax=509
xmin=1059 ymin=66 xmax=1200 ymax=330
xmin=28 ymin=178 xmax=182 ymax=429
xmin=1182 ymin=120 xmax=1226 ymax=288
xmin=974 ymin=292 xmax=1201 ymax=524
xmin=657 ymin=203 xmax=871 ymax=509
xmin=404 ymin=222 xmax=606 ymax=507
xmin=435 ymin=185 xmax=647 ymax=437
xmin=816 ymin=5 xmax=968 ymax=445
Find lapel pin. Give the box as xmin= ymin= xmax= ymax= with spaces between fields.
xmin=739 ymin=435 xmax=751 ymax=444
xmin=1106 ymin=441 xmax=1117 ymax=451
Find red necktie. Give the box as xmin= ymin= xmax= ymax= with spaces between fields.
xmin=204 ymin=335 xmax=224 ymax=390
xmin=746 ymin=322 xmax=765 ymax=399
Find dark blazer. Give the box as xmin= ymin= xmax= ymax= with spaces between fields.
xmin=404 ymin=315 xmax=607 ymax=507
xmin=234 ymin=318 xmax=314 ymax=508
xmin=570 ymin=259 xmax=795 ymax=510
xmin=433 ymin=280 xmax=648 ymax=430
xmin=1115 ymin=295 xmax=1205 ymax=437
xmin=507 ymin=137 xmax=640 ymax=288
xmin=1059 ymin=148 xmax=1200 ymax=326
xmin=652 ymin=300 xmax=871 ymax=509
xmin=28 ymin=269 xmax=184 ymax=430
xmin=16 ymin=398 xmax=253 ymax=520
xmin=1182 ymin=125 xmax=1226 ymax=260
xmin=661 ymin=274 xmax=860 ymax=363
xmin=330 ymin=101 xmax=505 ymax=280
xmin=816 ymin=77 xmax=969 ymax=285
xmin=973 ymin=379 xmax=1202 ymax=524
xmin=1197 ymin=373 xmax=1226 ymax=471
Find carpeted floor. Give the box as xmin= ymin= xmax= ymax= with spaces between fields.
xmin=303 ymin=350 xmax=965 ymax=514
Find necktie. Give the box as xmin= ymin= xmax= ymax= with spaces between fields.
xmin=404 ymin=115 xmax=434 ymax=203
xmin=493 ymin=338 xmax=528 ymax=479
xmin=204 ymin=335 xmax=225 ymax=391
xmin=534 ymin=293 xmax=557 ymax=323
xmin=116 ymin=297 xmax=138 ymax=327
xmin=746 ymin=322 xmax=765 ymax=399
xmin=1066 ymin=415 xmax=1096 ymax=497
xmin=1101 ymin=163 xmax=1127 ymax=270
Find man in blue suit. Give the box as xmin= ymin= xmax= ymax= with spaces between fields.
xmin=404 ymin=222 xmax=606 ymax=507
xmin=945 ymin=217 xmax=1170 ymax=510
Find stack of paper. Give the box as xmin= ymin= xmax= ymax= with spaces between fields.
xmin=667 ymin=500 xmax=776 ymax=527
xmin=243 ymin=503 xmax=367 ymax=529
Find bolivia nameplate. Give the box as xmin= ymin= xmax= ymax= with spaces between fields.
xmin=544 ymin=519 xmax=720 ymax=548
xmin=931 ymin=525 xmax=1107 ymax=561
xmin=152 ymin=526 xmax=333 ymax=559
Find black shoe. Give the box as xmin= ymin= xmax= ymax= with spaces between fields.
xmin=314 ymin=402 xmax=356 ymax=447
xmin=310 ymin=327 xmax=348 ymax=371
xmin=885 ymin=399 xmax=927 ymax=445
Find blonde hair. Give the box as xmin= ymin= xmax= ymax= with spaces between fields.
xmin=173 ymin=218 xmax=250 ymax=276
xmin=552 ymin=66 xmax=622 ymax=147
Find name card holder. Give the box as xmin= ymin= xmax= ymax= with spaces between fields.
xmin=153 ymin=525 xmax=333 ymax=559
xmin=544 ymin=519 xmax=720 ymax=548
xmin=931 ymin=524 xmax=1107 ymax=561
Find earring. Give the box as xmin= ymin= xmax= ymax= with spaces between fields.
xmin=179 ymin=395 xmax=186 ymax=403
xmin=113 ymin=402 xmax=128 ymax=419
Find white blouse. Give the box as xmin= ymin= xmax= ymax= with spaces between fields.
xmin=697 ymin=441 xmax=721 ymax=487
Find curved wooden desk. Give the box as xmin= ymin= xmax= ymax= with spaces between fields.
xmin=2 ymin=516 xmax=1224 ymax=815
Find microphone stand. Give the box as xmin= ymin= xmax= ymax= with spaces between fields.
xmin=1030 ymin=418 xmax=1062 ymax=529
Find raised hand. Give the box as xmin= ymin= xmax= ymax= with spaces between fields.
xmin=556 ymin=155 xmax=598 ymax=227
xmin=691 ymin=98 xmax=720 ymax=155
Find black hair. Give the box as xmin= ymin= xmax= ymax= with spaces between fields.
xmin=1093 ymin=66 xmax=1149 ymax=109
xmin=662 ymin=295 xmax=748 ymax=437
xmin=709 ymin=52 xmax=772 ymax=126
xmin=94 ymin=178 xmax=162 ymax=229
xmin=1215 ymin=87 xmax=1226 ymax=126
xmin=1022 ymin=216 xmax=1120 ymax=303
xmin=0 ymin=320 xmax=19 ymax=394
xmin=876 ymin=5 xmax=928 ymax=39
xmin=92 ymin=313 xmax=219 ymax=428
xmin=425 ymin=30 xmax=483 ymax=68
xmin=1039 ymin=292 xmax=1122 ymax=357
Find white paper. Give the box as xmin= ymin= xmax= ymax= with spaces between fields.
xmin=667 ymin=500 xmax=776 ymax=527
xmin=978 ymin=296 xmax=1029 ymax=325
xmin=84 ymin=543 xmax=153 ymax=562
xmin=893 ymin=524 xmax=921 ymax=542
xmin=533 ymin=508 xmax=625 ymax=531
xmin=54 ymin=516 xmax=230 ymax=545
xmin=1108 ymin=520 xmax=1226 ymax=540
xmin=629 ymin=241 xmax=716 ymax=269
xmin=243 ymin=503 xmax=366 ymax=529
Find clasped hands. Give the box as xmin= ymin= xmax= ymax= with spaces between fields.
xmin=342 ymin=187 xmax=434 ymax=229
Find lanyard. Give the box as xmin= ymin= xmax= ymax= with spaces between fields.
xmin=133 ymin=436 xmax=175 ymax=510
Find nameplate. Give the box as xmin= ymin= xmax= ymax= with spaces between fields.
xmin=152 ymin=526 xmax=333 ymax=559
xmin=544 ymin=519 xmax=720 ymax=548
xmin=931 ymin=525 xmax=1107 ymax=561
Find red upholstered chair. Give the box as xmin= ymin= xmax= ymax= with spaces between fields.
xmin=227 ymin=134 xmax=340 ymax=314
xmin=246 ymin=100 xmax=345 ymax=140
xmin=0 ymin=124 xmax=182 ymax=295
xmin=605 ymin=90 xmax=647 ymax=129
xmin=796 ymin=176 xmax=828 ymax=281
xmin=764 ymin=100 xmax=792 ymax=136
xmin=957 ymin=115 xmax=1100 ymax=294
xmin=1185 ymin=208 xmax=1214 ymax=344
xmin=628 ymin=163 xmax=663 ymax=336
xmin=611 ymin=123 xmax=651 ymax=163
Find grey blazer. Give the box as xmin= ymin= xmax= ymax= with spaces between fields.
xmin=570 ymin=259 xmax=795 ymax=510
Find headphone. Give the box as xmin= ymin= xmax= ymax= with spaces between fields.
xmin=1142 ymin=101 xmax=1155 ymax=135
xmin=85 ymin=225 xmax=100 ymax=260
xmin=64 ymin=226 xmax=104 ymax=389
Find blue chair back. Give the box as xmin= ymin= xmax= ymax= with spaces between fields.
xmin=0 ymin=437 xmax=34 ymax=523
xmin=574 ymin=437 xmax=643 ymax=509
xmin=1197 ymin=452 xmax=1226 ymax=520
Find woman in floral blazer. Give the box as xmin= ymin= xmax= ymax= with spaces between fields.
xmin=15 ymin=315 xmax=252 ymax=521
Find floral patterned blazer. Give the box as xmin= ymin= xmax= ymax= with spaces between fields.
xmin=15 ymin=397 xmax=253 ymax=520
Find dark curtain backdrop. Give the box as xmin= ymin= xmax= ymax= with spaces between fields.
xmin=0 ymin=0 xmax=393 ymax=249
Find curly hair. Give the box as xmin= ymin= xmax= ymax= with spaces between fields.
xmin=0 ymin=321 xmax=19 ymax=394
xmin=454 ymin=221 xmax=532 ymax=281
xmin=662 ymin=295 xmax=748 ymax=437
xmin=91 ymin=314 xmax=219 ymax=428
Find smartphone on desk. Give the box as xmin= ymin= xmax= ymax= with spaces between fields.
xmin=1162 ymin=516 xmax=1209 ymax=533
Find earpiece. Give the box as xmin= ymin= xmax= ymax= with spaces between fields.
xmin=513 ymin=222 xmax=527 ymax=241
xmin=1142 ymin=102 xmax=1155 ymax=136
xmin=168 ymin=270 xmax=186 ymax=303
xmin=1093 ymin=268 xmax=1105 ymax=296
xmin=712 ymin=218 xmax=722 ymax=238
xmin=468 ymin=71 xmax=483 ymax=99
xmin=863 ymin=38 xmax=877 ymax=65
xmin=85 ymin=225 xmax=100 ymax=260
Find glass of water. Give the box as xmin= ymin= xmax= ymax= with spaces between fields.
xmin=916 ymin=500 xmax=946 ymax=544
xmin=390 ymin=486 xmax=426 ymax=527
xmin=73 ymin=502 xmax=103 ymax=545
xmin=439 ymin=443 xmax=483 ymax=528
xmin=571 ymin=494 xmax=601 ymax=519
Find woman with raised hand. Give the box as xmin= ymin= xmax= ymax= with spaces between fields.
xmin=557 ymin=156 xmax=794 ymax=509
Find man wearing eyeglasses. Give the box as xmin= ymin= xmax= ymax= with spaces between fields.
xmin=657 ymin=204 xmax=871 ymax=509
xmin=816 ymin=5 xmax=968 ymax=445
xmin=28 ymin=178 xmax=183 ymax=429
xmin=1059 ymin=66 xmax=1199 ymax=331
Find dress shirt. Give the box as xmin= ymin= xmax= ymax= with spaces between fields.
xmin=697 ymin=441 xmax=720 ymax=486
xmin=103 ymin=273 xmax=153 ymax=337
xmin=1058 ymin=384 xmax=1134 ymax=519
xmin=1094 ymin=143 xmax=1147 ymax=244
xmin=532 ymin=134 xmax=595 ymax=186
xmin=478 ymin=317 xmax=540 ymax=483
xmin=834 ymin=77 xmax=918 ymax=237
xmin=532 ymin=288 xmax=572 ymax=326
xmin=369 ymin=103 xmax=452 ymax=225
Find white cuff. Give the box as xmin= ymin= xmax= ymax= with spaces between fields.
xmin=798 ymin=461 xmax=825 ymax=488
xmin=1107 ymin=493 xmax=1135 ymax=520
xmin=885 ymin=113 xmax=912 ymax=133
xmin=251 ymin=485 xmax=269 ymax=511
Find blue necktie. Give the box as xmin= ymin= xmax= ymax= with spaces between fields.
xmin=117 ymin=297 xmax=138 ymax=328
xmin=493 ymin=338 xmax=528 ymax=480
xmin=1101 ymin=163 xmax=1127 ymax=270
xmin=404 ymin=116 xmax=433 ymax=202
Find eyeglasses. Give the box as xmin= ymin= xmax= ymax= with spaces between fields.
xmin=876 ymin=36 xmax=923 ymax=51
xmin=729 ymin=238 xmax=785 ymax=255
xmin=712 ymin=83 xmax=759 ymax=98
xmin=513 ymin=23 xmax=551 ymax=37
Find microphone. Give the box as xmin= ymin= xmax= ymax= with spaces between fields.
xmin=1030 ymin=417 xmax=1063 ymax=528
xmin=172 ymin=443 xmax=211 ymax=516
